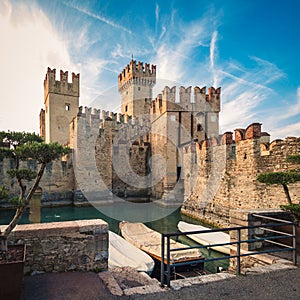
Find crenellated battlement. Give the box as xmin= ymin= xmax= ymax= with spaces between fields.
xmin=187 ymin=123 xmax=264 ymax=150
xmin=44 ymin=67 xmax=80 ymax=101
xmin=75 ymin=106 xmax=151 ymax=129
xmin=69 ymin=106 xmax=151 ymax=148
xmin=150 ymin=85 xmax=221 ymax=115
xmin=118 ymin=60 xmax=156 ymax=91
xmin=184 ymin=122 xmax=300 ymax=162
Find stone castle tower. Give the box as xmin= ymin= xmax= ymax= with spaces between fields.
xmin=118 ymin=60 xmax=156 ymax=117
xmin=150 ymin=86 xmax=221 ymax=200
xmin=40 ymin=68 xmax=80 ymax=145
xmin=40 ymin=60 xmax=221 ymax=202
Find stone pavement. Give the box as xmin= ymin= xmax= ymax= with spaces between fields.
xmin=20 ymin=271 xmax=115 ymax=300
xmin=21 ymin=263 xmax=300 ymax=300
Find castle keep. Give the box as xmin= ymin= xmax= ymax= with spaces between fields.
xmin=1 ymin=60 xmax=299 ymax=225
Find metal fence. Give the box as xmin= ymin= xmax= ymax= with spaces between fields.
xmin=160 ymin=217 xmax=297 ymax=287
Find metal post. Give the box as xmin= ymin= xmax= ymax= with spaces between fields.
xmin=237 ymin=228 xmax=241 ymax=275
xmin=167 ymin=236 xmax=171 ymax=287
xmin=160 ymin=234 xmax=165 ymax=287
xmin=293 ymin=223 xmax=297 ymax=266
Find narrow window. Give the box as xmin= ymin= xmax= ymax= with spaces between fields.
xmin=232 ymin=145 xmax=236 ymax=159
xmin=65 ymin=103 xmax=70 ymax=111
xmin=125 ymin=105 xmax=128 ymax=112
xmin=197 ymin=124 xmax=202 ymax=131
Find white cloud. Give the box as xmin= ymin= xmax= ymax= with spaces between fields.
xmin=285 ymin=87 xmax=300 ymax=118
xmin=0 ymin=0 xmax=77 ymax=132
xmin=155 ymin=3 xmax=159 ymax=30
xmin=210 ymin=31 xmax=219 ymax=87
xmin=269 ymin=121 xmax=300 ymax=139
xmin=64 ymin=2 xmax=132 ymax=34
xmin=217 ymin=55 xmax=289 ymax=137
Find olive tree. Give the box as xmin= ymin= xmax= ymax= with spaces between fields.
xmin=0 ymin=131 xmax=69 ymax=255
xmin=257 ymin=154 xmax=300 ymax=223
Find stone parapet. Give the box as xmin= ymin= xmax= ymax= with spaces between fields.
xmin=0 ymin=219 xmax=108 ymax=274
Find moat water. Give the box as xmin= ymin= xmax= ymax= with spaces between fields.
xmin=0 ymin=205 xmax=229 ymax=273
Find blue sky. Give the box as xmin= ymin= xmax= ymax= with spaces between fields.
xmin=1 ymin=0 xmax=300 ymax=140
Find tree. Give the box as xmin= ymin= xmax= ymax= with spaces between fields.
xmin=257 ymin=154 xmax=300 ymax=223
xmin=0 ymin=131 xmax=69 ymax=256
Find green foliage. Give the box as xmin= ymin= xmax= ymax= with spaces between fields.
xmin=257 ymin=171 xmax=300 ymax=185
xmin=287 ymin=154 xmax=300 ymax=165
xmin=9 ymin=196 xmax=25 ymax=208
xmin=7 ymin=168 xmax=37 ymax=181
xmin=16 ymin=142 xmax=69 ymax=164
xmin=280 ymin=203 xmax=300 ymax=223
xmin=0 ymin=131 xmax=70 ymax=245
xmin=0 ymin=131 xmax=43 ymax=148
xmin=257 ymin=153 xmax=300 ymax=223
xmin=0 ymin=148 xmax=13 ymax=161
xmin=0 ymin=185 xmax=8 ymax=201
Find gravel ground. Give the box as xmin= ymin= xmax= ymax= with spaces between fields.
xmin=123 ymin=267 xmax=300 ymax=300
xmin=21 ymin=264 xmax=300 ymax=300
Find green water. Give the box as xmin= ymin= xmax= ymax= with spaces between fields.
xmin=0 ymin=205 xmax=229 ymax=273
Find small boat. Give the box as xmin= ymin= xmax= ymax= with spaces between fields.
xmin=119 ymin=222 xmax=204 ymax=272
xmin=178 ymin=221 xmax=230 ymax=255
xmin=108 ymin=231 xmax=155 ymax=274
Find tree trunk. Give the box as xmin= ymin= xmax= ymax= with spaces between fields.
xmin=0 ymin=163 xmax=46 ymax=245
xmin=0 ymin=237 xmax=8 ymax=256
xmin=282 ymin=184 xmax=292 ymax=205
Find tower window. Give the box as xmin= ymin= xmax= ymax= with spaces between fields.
xmin=65 ymin=103 xmax=70 ymax=111
xmin=138 ymin=87 xmax=141 ymax=91
xmin=197 ymin=124 xmax=203 ymax=131
xmin=125 ymin=105 xmax=128 ymax=112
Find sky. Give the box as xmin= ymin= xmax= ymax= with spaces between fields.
xmin=0 ymin=0 xmax=300 ymax=140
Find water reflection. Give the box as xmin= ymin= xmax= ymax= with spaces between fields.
xmin=0 ymin=205 xmax=229 ymax=273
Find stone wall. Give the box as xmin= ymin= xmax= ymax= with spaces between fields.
xmin=0 ymin=219 xmax=108 ymax=274
xmin=182 ymin=123 xmax=300 ymax=227
xmin=0 ymin=155 xmax=75 ymax=207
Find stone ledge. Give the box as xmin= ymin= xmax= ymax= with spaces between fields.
xmin=0 ymin=219 xmax=108 ymax=274
xmin=0 ymin=219 xmax=108 ymax=236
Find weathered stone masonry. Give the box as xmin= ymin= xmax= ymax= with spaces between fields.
xmin=0 ymin=155 xmax=75 ymax=205
xmin=182 ymin=123 xmax=300 ymax=227
xmin=0 ymin=219 xmax=108 ymax=274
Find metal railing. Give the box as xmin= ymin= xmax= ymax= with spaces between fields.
xmin=160 ymin=219 xmax=297 ymax=287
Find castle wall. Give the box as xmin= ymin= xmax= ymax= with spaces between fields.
xmin=0 ymin=154 xmax=75 ymax=207
xmin=70 ymin=107 xmax=151 ymax=202
xmin=182 ymin=123 xmax=300 ymax=227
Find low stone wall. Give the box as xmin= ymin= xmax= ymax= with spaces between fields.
xmin=0 ymin=219 xmax=108 ymax=275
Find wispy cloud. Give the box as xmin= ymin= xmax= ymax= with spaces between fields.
xmin=151 ymin=9 xmax=215 ymax=89
xmin=270 ymin=121 xmax=300 ymax=139
xmin=0 ymin=0 xmax=76 ymax=132
xmin=210 ymin=31 xmax=219 ymax=87
xmin=218 ymin=55 xmax=287 ymax=136
xmin=155 ymin=3 xmax=159 ymax=31
xmin=64 ymin=2 xmax=132 ymax=34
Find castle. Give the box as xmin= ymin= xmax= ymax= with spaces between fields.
xmin=39 ymin=60 xmax=221 ymax=203
xmin=1 ymin=60 xmax=299 ymax=226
